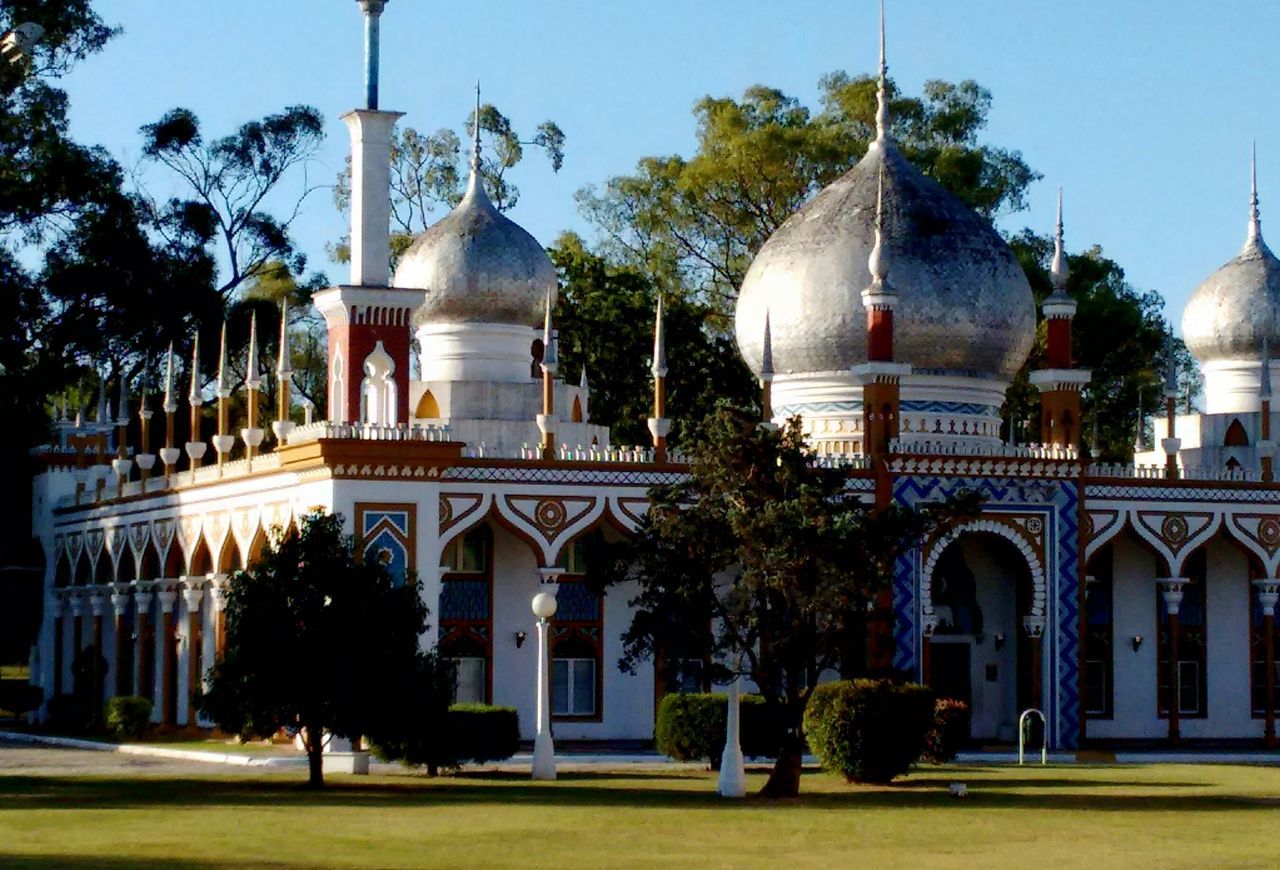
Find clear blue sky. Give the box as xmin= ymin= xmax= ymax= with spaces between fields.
xmin=59 ymin=0 xmax=1280 ymax=335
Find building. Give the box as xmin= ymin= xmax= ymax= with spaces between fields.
xmin=29 ymin=1 xmax=1280 ymax=750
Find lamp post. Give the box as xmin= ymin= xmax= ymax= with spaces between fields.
xmin=717 ymin=657 xmax=747 ymax=798
xmin=531 ymin=590 xmax=557 ymax=780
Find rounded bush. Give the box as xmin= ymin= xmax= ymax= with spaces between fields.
xmin=447 ymin=704 xmax=519 ymax=765
xmin=105 ymin=696 xmax=153 ymax=739
xmin=803 ymin=679 xmax=935 ymax=784
xmin=922 ymin=698 xmax=971 ymax=764
xmin=655 ymin=692 xmax=782 ymax=767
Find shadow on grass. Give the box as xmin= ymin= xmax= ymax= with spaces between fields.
xmin=0 ymin=771 xmax=1273 ymax=814
xmin=0 ymin=858 xmax=245 ymax=870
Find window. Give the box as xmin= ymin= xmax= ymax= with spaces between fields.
xmin=450 ymin=656 xmax=486 ymax=705
xmin=672 ymin=658 xmax=705 ymax=694
xmin=1157 ymin=552 xmax=1208 ymax=718
xmin=439 ymin=526 xmax=492 ymax=703
xmin=552 ymin=658 xmax=596 ymax=716
xmin=1084 ymin=548 xmax=1114 ymax=718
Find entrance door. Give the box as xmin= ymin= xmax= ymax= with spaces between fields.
xmin=932 ymin=643 xmax=972 ymax=708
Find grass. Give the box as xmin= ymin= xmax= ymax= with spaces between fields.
xmin=1 ymin=764 xmax=1279 ymax=868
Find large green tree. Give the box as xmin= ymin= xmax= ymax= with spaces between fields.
xmin=200 ymin=511 xmax=440 ymax=788
xmin=599 ymin=407 xmax=975 ymax=797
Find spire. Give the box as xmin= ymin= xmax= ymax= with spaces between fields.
xmin=874 ymin=0 xmax=889 ymax=144
xmin=96 ymin=373 xmax=106 ymax=423
xmin=116 ymin=370 xmax=129 ymax=426
xmin=138 ymin=355 xmax=150 ymax=415
xmin=216 ymin=322 xmax=231 ymax=399
xmin=1164 ymin=340 xmax=1179 ymax=399
xmin=162 ymin=343 xmax=177 ymax=413
xmin=277 ymin=299 xmax=292 ymax=377
xmin=541 ymin=288 xmax=558 ymax=375
xmin=579 ymin=365 xmax=588 ymax=391
xmin=760 ymin=309 xmax=774 ymax=380
xmin=358 ymin=0 xmax=388 ymax=111
xmin=1263 ymin=338 xmax=1273 ymax=400
xmin=189 ymin=333 xmax=203 ymax=407
xmin=1249 ymin=141 xmax=1263 ymax=246
xmin=245 ymin=312 xmax=261 ymax=391
xmin=1051 ymin=187 xmax=1071 ymax=292
xmin=651 ymin=293 xmax=668 ymax=378
xmin=464 ymin=82 xmax=492 ymax=205
xmin=868 ymin=164 xmax=891 ymax=288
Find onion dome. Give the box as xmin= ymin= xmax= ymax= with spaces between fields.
xmin=1182 ymin=147 xmax=1280 ymax=363
xmin=394 ymin=89 xmax=556 ymax=328
xmin=735 ymin=3 xmax=1034 ymax=380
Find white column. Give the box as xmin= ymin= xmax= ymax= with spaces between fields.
xmin=155 ymin=583 xmax=178 ymax=724
xmin=531 ymin=585 xmax=559 ymax=781
xmin=133 ymin=582 xmax=154 ymax=700
xmin=342 ymin=109 xmax=403 ymax=288
xmin=109 ymin=583 xmax=131 ymax=700
xmin=717 ymin=663 xmax=747 ymax=798
xmin=180 ymin=579 xmax=204 ymax=726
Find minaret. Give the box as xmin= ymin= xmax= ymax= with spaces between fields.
xmin=273 ymin=300 xmax=295 ymax=443
xmin=536 ymin=290 xmax=558 ymax=459
xmin=1029 ymin=189 xmax=1091 ymax=450
xmin=160 ymin=343 xmax=180 ymax=476
xmin=242 ymin=312 xmax=265 ymax=460
xmin=647 ymin=294 xmax=670 ymax=462
xmin=212 ymin=322 xmax=235 ymax=468
xmin=136 ymin=359 xmax=156 ymax=490
xmin=185 ymin=333 xmax=207 ymax=470
xmin=1261 ymin=338 xmax=1273 ymax=482
xmin=311 ymin=1 xmax=422 ymax=426
xmin=760 ymin=310 xmax=775 ymax=424
xmin=853 ymin=165 xmax=909 ymax=458
xmin=1162 ymin=341 xmax=1181 ymax=479
xmin=115 ymin=371 xmax=129 ymax=460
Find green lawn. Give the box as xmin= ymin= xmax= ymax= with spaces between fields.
xmin=1 ymin=764 xmax=1278 ymax=869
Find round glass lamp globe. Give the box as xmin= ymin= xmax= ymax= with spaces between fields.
xmin=531 ymin=591 xmax=558 ymax=620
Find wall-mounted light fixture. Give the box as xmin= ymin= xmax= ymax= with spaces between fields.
xmin=1131 ymin=635 xmax=1143 ymax=652
xmin=974 ymin=633 xmax=986 ymax=646
xmin=514 ymin=630 xmax=528 ymax=649
xmin=993 ymin=633 xmax=1006 ymax=651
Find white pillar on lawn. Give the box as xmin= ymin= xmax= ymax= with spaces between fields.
xmin=717 ymin=663 xmax=747 ymax=798
xmin=531 ymin=588 xmax=558 ymax=780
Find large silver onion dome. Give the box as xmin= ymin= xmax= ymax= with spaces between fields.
xmin=1182 ymin=164 xmax=1280 ymax=362
xmin=394 ymin=167 xmax=556 ymax=328
xmin=735 ymin=140 xmax=1035 ymax=380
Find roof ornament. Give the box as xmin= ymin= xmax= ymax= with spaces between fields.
xmin=651 ymin=293 xmax=668 ymax=378
xmin=245 ymin=312 xmax=261 ymax=391
xmin=1263 ymin=337 xmax=1273 ymax=400
xmin=189 ymin=332 xmax=203 ymax=407
xmin=96 ymin=371 xmax=107 ymax=423
xmin=579 ymin=365 xmax=589 ymax=391
xmin=277 ymin=299 xmax=293 ymax=378
xmin=464 ymin=82 xmax=493 ymax=206
xmin=116 ymin=368 xmax=129 ymax=426
xmin=874 ymin=0 xmax=889 ymax=145
xmin=163 ymin=343 xmax=177 ymax=414
xmin=541 ymin=288 xmax=558 ymax=376
xmin=761 ymin=309 xmax=774 ymax=380
xmin=1249 ymin=141 xmax=1263 ymax=246
xmin=216 ymin=322 xmax=232 ymax=399
xmin=868 ymin=164 xmax=891 ymax=288
xmin=1050 ymin=187 xmax=1071 ymax=293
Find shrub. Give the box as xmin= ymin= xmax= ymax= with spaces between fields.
xmin=922 ymin=698 xmax=970 ymax=764
xmin=373 ymin=703 xmax=519 ymax=773
xmin=803 ymin=679 xmax=935 ymax=784
xmin=655 ymin=692 xmax=784 ymax=768
xmin=447 ymin=704 xmax=519 ymax=765
xmin=105 ymin=696 xmax=153 ymax=739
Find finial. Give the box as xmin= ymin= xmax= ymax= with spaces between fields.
xmin=358 ymin=0 xmax=388 ymax=111
xmin=277 ymin=299 xmax=292 ymax=376
xmin=116 ymin=371 xmax=129 ymax=426
xmin=875 ymin=0 xmax=889 ymax=144
xmin=868 ymin=164 xmax=889 ymax=284
xmin=245 ymin=313 xmax=261 ymax=391
xmin=163 ymin=343 xmax=177 ymax=413
xmin=579 ymin=365 xmax=588 ymax=391
xmin=1164 ymin=340 xmax=1179 ymax=398
xmin=1051 ymin=186 xmax=1070 ymax=291
xmin=651 ymin=294 xmax=668 ymax=378
xmin=1263 ymin=338 xmax=1273 ymax=400
xmin=138 ymin=355 xmax=150 ymax=414
xmin=1249 ymin=141 xmax=1263 ymax=245
xmin=541 ymin=289 xmax=558 ymax=375
xmin=96 ymin=373 xmax=106 ymax=423
xmin=464 ymin=82 xmax=492 ymax=204
xmin=189 ymin=332 xmax=203 ymax=407
xmin=216 ymin=322 xmax=231 ymax=399
xmin=761 ymin=309 xmax=774 ymax=379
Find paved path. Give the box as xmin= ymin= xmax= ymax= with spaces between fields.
xmin=0 ymin=743 xmax=267 ymax=777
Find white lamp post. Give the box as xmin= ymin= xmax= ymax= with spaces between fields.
xmin=717 ymin=660 xmax=747 ymax=798
xmin=531 ymin=590 xmax=558 ymax=780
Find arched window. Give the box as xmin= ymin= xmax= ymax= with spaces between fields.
xmin=1224 ymin=419 xmax=1249 ymax=447
xmin=439 ymin=526 xmax=493 ymax=704
xmin=360 ymin=341 xmax=397 ymax=426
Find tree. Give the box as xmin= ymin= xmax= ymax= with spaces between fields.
xmin=1006 ymin=233 xmax=1196 ymax=459
xmin=200 ymin=511 xmax=439 ymax=788
xmin=332 ymin=101 xmax=565 ymax=268
xmin=551 ymin=233 xmax=755 ymax=445
xmin=578 ymin=75 xmax=1037 ymax=317
xmin=599 ymin=407 xmax=976 ymax=797
xmin=138 ymin=105 xmax=327 ymax=302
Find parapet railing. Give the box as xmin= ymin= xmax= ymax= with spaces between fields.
xmin=1087 ymin=463 xmax=1261 ymax=482
xmin=285 ymin=421 xmax=454 ymax=444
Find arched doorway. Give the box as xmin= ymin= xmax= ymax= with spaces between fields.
xmin=927 ymin=532 xmax=1037 ymax=742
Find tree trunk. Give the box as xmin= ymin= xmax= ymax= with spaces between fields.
xmin=306 ymin=725 xmax=324 ymax=789
xmin=760 ymin=731 xmax=803 ymax=798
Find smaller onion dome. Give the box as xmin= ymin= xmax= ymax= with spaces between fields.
xmin=394 ymin=91 xmax=556 ymax=328
xmin=1183 ymin=147 xmax=1280 ymax=362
